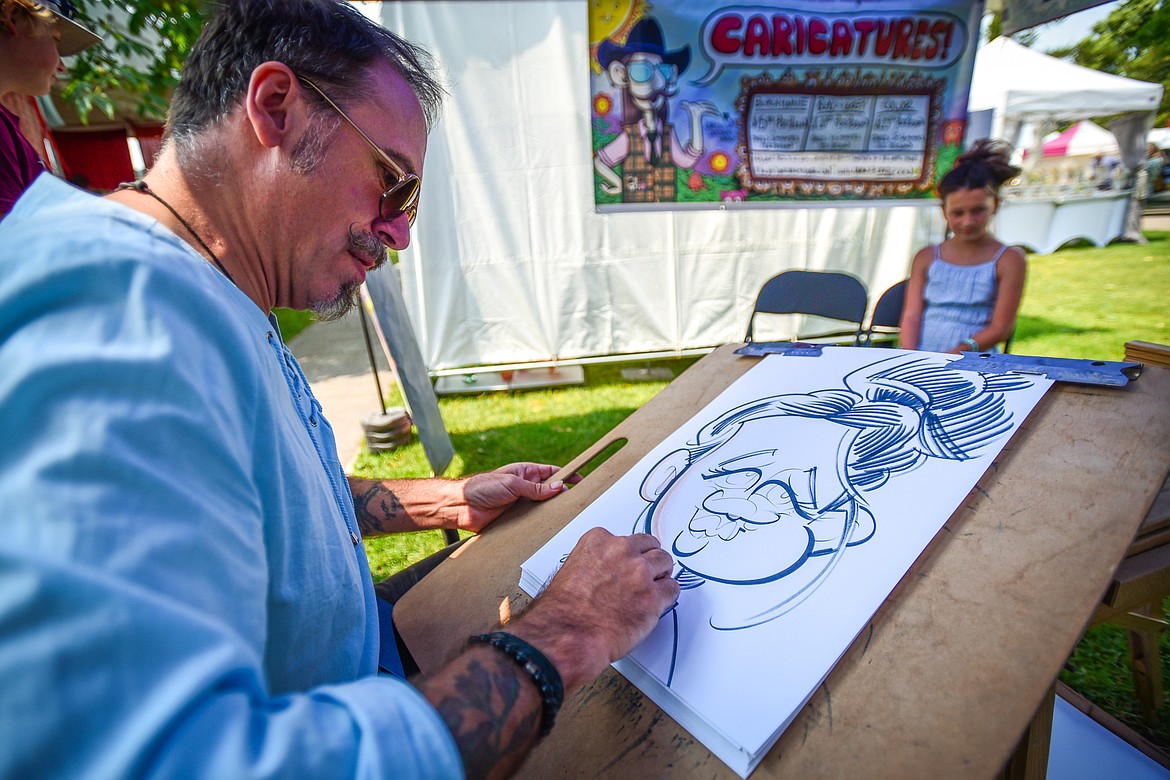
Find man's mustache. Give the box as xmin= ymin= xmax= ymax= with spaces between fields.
xmin=349 ymin=226 xmax=387 ymax=269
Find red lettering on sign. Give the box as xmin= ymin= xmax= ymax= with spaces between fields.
xmin=807 ymin=17 xmax=828 ymax=55
xmin=830 ymin=20 xmax=853 ymax=56
xmin=702 ymin=11 xmax=960 ymax=64
xmin=744 ymin=15 xmax=770 ymax=56
xmin=892 ymin=19 xmax=915 ymax=59
xmin=710 ymin=16 xmax=742 ymax=55
xmin=854 ymin=18 xmax=876 ymax=54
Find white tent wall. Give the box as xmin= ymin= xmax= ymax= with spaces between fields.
xmin=375 ymin=1 xmax=943 ymax=373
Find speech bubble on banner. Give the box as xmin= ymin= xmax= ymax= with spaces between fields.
xmin=694 ymin=6 xmax=968 ymax=85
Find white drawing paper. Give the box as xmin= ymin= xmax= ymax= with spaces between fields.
xmin=520 ymin=348 xmax=1053 ymax=777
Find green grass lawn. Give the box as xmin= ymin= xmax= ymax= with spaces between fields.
xmin=350 ymin=230 xmax=1170 ymax=747
xmin=1011 ymin=232 xmax=1169 ymax=360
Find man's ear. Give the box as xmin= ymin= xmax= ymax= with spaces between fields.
xmin=244 ymin=61 xmax=301 ymax=149
xmin=607 ymin=60 xmax=629 ymax=89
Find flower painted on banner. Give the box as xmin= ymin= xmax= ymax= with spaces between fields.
xmin=709 ymin=151 xmax=731 ymax=173
xmin=687 ymin=170 xmax=704 ymax=192
xmin=593 ymin=93 xmax=614 ymax=116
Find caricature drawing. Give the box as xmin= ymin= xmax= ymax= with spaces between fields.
xmin=632 ymin=354 xmax=1034 ymax=685
xmin=595 ymin=17 xmax=718 ymax=203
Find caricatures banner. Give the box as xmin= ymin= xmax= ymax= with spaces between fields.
xmin=590 ymin=0 xmax=985 ymax=208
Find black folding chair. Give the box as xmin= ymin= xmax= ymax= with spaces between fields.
xmin=744 ymin=270 xmax=868 ymax=346
xmin=863 ymin=279 xmax=908 ymax=347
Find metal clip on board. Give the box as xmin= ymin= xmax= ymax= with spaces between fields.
xmin=949 ymin=352 xmax=1142 ymax=386
xmin=734 ymin=343 xmax=1144 ymax=387
xmin=734 ymin=341 xmax=826 ymax=357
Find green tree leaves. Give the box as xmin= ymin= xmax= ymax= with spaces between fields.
xmin=63 ymin=1 xmax=204 ymax=123
xmin=1046 ymin=0 xmax=1170 ymax=125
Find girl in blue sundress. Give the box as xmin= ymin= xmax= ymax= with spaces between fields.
xmin=900 ymin=140 xmax=1026 ymax=354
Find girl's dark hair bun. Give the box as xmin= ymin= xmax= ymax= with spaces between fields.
xmin=938 ymin=138 xmax=1021 ymax=199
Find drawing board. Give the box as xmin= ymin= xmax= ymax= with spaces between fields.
xmin=520 ymin=347 xmax=1052 ymax=776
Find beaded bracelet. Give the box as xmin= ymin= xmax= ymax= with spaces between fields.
xmin=469 ymin=631 xmax=564 ymax=738
xmin=962 ymin=337 xmax=981 ymax=352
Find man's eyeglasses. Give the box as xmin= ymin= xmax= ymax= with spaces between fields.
xmin=299 ymin=76 xmax=421 ymax=227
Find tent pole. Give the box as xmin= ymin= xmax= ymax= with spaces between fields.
xmin=357 ymin=300 xmax=388 ymax=416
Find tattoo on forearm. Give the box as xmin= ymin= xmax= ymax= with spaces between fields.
xmin=436 ymin=656 xmax=539 ymax=780
xmin=352 ymin=483 xmax=404 ymax=536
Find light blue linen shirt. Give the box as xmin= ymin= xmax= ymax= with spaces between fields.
xmin=0 ymin=176 xmax=462 ymax=778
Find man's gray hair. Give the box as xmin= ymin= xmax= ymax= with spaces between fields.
xmin=166 ymin=0 xmax=444 ymax=158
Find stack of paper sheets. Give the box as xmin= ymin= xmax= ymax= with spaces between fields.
xmin=520 ymin=348 xmax=1051 ymax=777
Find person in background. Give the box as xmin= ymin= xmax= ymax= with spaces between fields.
xmin=0 ymin=0 xmax=100 ymax=216
xmin=0 ymin=1 xmax=678 ymax=778
xmin=1145 ymin=142 xmax=1165 ymax=196
xmin=899 ymin=139 xmax=1026 ymax=354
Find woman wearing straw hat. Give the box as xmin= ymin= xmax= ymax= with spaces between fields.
xmin=1 ymin=0 xmax=100 ymax=217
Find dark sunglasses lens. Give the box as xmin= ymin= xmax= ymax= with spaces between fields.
xmin=381 ymin=178 xmax=420 ymax=226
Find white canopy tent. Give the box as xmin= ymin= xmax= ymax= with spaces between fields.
xmin=1020 ymin=120 xmax=1120 ymax=186
xmin=969 ymin=36 xmax=1163 ymax=244
xmin=968 ymin=37 xmax=1162 ymax=139
xmin=1041 ymin=120 xmax=1119 ymax=157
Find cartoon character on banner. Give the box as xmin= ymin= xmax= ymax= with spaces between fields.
xmin=594 ymin=17 xmax=718 ymax=203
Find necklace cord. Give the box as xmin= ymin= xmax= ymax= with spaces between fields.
xmin=116 ymin=180 xmax=237 ymax=286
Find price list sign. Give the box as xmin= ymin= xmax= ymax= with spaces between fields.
xmin=746 ymin=87 xmax=938 ymax=188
